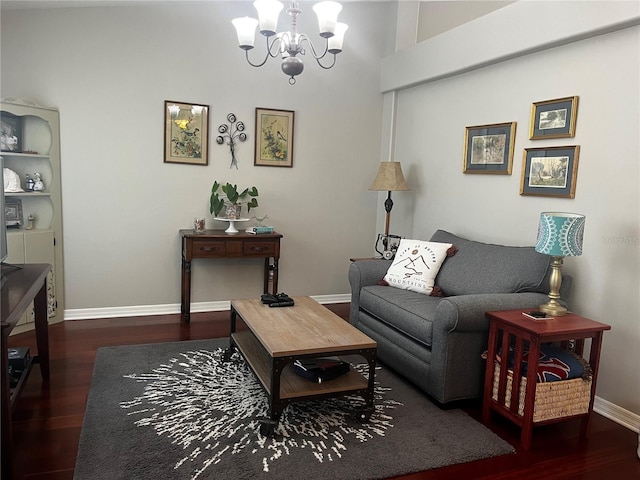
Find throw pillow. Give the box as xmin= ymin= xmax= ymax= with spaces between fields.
xmin=383 ymin=239 xmax=454 ymax=295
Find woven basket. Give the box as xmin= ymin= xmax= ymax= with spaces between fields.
xmin=492 ymin=363 xmax=592 ymax=423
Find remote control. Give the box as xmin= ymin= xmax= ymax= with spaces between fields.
xmin=269 ymin=300 xmax=295 ymax=308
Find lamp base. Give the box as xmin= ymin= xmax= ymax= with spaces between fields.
xmin=538 ymin=301 xmax=568 ymax=317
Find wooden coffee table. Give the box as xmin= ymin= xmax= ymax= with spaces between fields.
xmin=227 ymin=296 xmax=377 ymax=436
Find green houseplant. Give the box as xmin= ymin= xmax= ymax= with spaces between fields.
xmin=210 ymin=181 xmax=259 ymax=218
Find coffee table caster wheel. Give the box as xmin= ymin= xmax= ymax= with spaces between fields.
xmin=353 ymin=407 xmax=373 ymax=423
xmin=260 ymin=419 xmax=277 ymax=437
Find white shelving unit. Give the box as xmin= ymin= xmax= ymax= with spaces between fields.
xmin=1 ymin=98 xmax=64 ymax=331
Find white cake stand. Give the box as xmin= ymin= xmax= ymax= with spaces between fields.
xmin=214 ymin=217 xmax=250 ymax=234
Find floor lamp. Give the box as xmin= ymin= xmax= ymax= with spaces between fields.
xmin=369 ymin=162 xmax=410 ymax=253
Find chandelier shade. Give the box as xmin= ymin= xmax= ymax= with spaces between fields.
xmin=232 ymin=0 xmax=348 ymax=84
xmin=232 ymin=17 xmax=260 ymax=49
xmin=312 ymin=1 xmax=342 ymax=36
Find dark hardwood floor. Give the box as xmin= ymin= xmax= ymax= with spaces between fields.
xmin=6 ymin=305 xmax=639 ymax=479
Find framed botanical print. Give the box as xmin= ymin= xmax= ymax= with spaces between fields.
xmin=463 ymin=122 xmax=516 ymax=174
xmin=520 ymin=146 xmax=580 ymax=198
xmin=529 ymin=96 xmax=578 ymax=140
xmin=164 ymin=101 xmax=209 ymax=165
xmin=254 ymin=108 xmax=294 ymax=167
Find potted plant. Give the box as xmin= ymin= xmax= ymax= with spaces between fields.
xmin=210 ymin=181 xmax=259 ymax=218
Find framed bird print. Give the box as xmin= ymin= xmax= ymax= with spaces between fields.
xmin=254 ymin=107 xmax=294 ymax=167
xmin=164 ymin=100 xmax=209 ymax=165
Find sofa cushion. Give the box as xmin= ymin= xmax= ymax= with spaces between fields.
xmin=383 ymin=239 xmax=453 ymax=295
xmin=359 ymin=285 xmax=442 ymax=347
xmin=429 ymin=230 xmax=550 ymax=296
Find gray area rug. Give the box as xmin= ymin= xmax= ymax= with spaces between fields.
xmin=74 ymin=339 xmax=514 ymax=480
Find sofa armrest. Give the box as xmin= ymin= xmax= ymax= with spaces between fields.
xmin=348 ymin=259 xmax=392 ymax=325
xmin=428 ymin=292 xmax=551 ymax=402
xmin=434 ymin=292 xmax=551 ymax=334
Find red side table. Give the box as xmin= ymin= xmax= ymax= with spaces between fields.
xmin=482 ymin=309 xmax=610 ymax=450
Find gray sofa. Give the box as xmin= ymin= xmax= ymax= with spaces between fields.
xmin=348 ymin=229 xmax=571 ymax=405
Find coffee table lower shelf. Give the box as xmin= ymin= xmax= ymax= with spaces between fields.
xmin=229 ymin=330 xmax=375 ymax=435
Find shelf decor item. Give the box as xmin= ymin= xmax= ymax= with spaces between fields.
xmin=216 ymin=113 xmax=247 ymax=169
xmin=520 ymin=145 xmax=580 ymax=198
xmin=255 ymin=108 xmax=294 ymax=167
xmin=164 ymin=101 xmax=209 ymax=166
xmin=535 ymin=211 xmax=585 ymax=316
xmin=463 ymin=122 xmax=516 ymax=174
xmin=529 ymin=96 xmax=578 ymax=140
xmin=0 ymin=111 xmax=22 ymax=152
xmin=5 ymin=197 xmax=23 ymax=227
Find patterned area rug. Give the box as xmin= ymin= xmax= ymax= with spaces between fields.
xmin=74 ymin=339 xmax=513 ymax=480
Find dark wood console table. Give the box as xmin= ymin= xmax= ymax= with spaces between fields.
xmin=1 ymin=263 xmax=51 ymax=480
xmin=180 ymin=229 xmax=283 ymax=324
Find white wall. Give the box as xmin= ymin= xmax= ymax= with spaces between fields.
xmin=1 ymin=1 xmax=394 ymax=312
xmin=383 ymin=2 xmax=640 ymax=419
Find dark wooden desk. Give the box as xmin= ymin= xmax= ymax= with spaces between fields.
xmin=180 ymin=229 xmax=283 ymax=324
xmin=482 ymin=309 xmax=610 ymax=450
xmin=1 ymin=263 xmax=51 ymax=480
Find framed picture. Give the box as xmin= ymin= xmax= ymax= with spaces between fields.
xmin=529 ymin=96 xmax=578 ymax=140
xmin=5 ymin=197 xmax=23 ymax=227
xmin=520 ymin=146 xmax=580 ymax=198
xmin=255 ymin=108 xmax=294 ymax=167
xmin=164 ymin=101 xmax=209 ymax=165
xmin=1 ymin=112 xmax=22 ymax=152
xmin=463 ymin=122 xmax=516 ymax=174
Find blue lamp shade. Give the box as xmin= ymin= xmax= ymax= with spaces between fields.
xmin=536 ymin=212 xmax=585 ymax=257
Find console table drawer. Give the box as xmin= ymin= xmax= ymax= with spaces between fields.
xmin=192 ymin=240 xmax=227 ymax=257
xmin=244 ymin=241 xmax=277 ymax=256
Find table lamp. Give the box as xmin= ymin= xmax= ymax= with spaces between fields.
xmin=535 ymin=212 xmax=585 ymax=316
xmin=369 ymin=161 xmax=410 ymax=239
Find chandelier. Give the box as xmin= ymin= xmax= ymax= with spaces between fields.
xmin=232 ymin=0 xmax=348 ymax=85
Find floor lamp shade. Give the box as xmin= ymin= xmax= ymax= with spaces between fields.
xmin=535 ymin=212 xmax=585 ymax=316
xmin=369 ymin=162 xmax=410 ymax=192
xmin=369 ymin=162 xmax=410 ymax=238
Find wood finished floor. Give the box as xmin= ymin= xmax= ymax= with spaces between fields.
xmin=7 ymin=306 xmax=640 ymax=480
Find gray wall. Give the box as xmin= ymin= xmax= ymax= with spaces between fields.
xmin=1 ymin=1 xmax=394 ymax=314
xmin=383 ymin=1 xmax=640 ymax=422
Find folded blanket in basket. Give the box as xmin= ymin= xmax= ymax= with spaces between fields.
xmin=482 ymin=344 xmax=591 ymax=383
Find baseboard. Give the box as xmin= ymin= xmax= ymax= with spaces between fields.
xmin=62 ymin=293 xmax=352 ymax=321
xmin=62 ymin=292 xmax=639 ymax=437
xmin=593 ymin=396 xmax=640 ymax=433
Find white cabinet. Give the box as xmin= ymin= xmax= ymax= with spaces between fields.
xmin=1 ymin=98 xmax=64 ymax=330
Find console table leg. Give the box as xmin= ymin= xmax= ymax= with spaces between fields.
xmin=272 ymin=258 xmax=279 ymax=294
xmin=33 ymin=279 xmax=50 ymax=380
xmin=181 ymin=258 xmax=191 ymax=324
xmin=1 ymin=328 xmax=13 ymax=480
